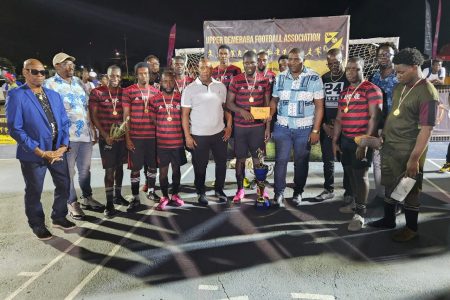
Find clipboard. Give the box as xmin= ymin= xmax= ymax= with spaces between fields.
xmin=250 ymin=107 xmax=270 ymax=119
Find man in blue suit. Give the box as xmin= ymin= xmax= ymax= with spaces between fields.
xmin=6 ymin=58 xmax=76 ymax=240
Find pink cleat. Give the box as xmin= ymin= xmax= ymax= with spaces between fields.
xmin=171 ymin=194 xmax=185 ymax=207
xmin=156 ymin=197 xmax=170 ymax=211
xmin=233 ymin=188 xmax=245 ymax=203
xmin=263 ymin=190 xmax=270 ymax=199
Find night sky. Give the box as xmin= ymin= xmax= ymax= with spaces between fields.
xmin=1 ymin=0 xmax=449 ymax=72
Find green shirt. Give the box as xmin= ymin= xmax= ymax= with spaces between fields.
xmin=382 ymin=79 xmax=438 ymax=151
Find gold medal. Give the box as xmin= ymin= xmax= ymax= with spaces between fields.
xmin=344 ymin=107 xmax=349 ymax=113
xmin=144 ymin=109 xmax=149 ymax=113
xmin=167 ymin=116 xmax=172 ymax=121
xmin=249 ymin=96 xmax=254 ymax=102
xmin=112 ymin=111 xmax=118 ymax=116
xmin=393 ymin=109 xmax=400 ymax=116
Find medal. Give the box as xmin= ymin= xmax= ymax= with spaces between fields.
xmin=394 ymin=79 xmax=422 ymax=118
xmin=344 ymin=107 xmax=349 ymax=113
xmin=249 ymin=96 xmax=254 ymax=102
xmin=112 ymin=111 xmax=118 ymax=115
xmin=162 ymin=92 xmax=175 ymax=123
xmin=144 ymin=109 xmax=149 ymax=113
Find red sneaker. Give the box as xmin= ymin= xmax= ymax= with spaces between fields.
xmin=141 ymin=184 xmax=148 ymax=193
xmin=156 ymin=197 xmax=170 ymax=211
xmin=233 ymin=188 xmax=245 ymax=203
xmin=171 ymin=194 xmax=185 ymax=207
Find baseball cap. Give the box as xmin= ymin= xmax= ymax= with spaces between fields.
xmin=88 ymin=71 xmax=97 ymax=78
xmin=52 ymin=52 xmax=76 ymax=67
xmin=4 ymin=73 xmax=15 ymax=81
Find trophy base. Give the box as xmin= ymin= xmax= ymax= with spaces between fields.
xmin=255 ymin=197 xmax=271 ymax=210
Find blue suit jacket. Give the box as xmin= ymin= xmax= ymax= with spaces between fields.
xmin=6 ymin=84 xmax=70 ymax=162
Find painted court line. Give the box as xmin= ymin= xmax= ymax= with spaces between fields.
xmin=291 ymin=292 xmax=335 ymax=300
xmin=17 ymin=272 xmax=38 ymax=277
xmin=64 ymin=204 xmax=158 ymax=300
xmin=198 ymin=284 xmax=219 ymax=291
xmin=218 ymin=296 xmax=249 ymax=300
xmin=5 ymin=221 xmax=103 ymax=300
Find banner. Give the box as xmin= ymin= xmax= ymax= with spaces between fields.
xmin=432 ymin=0 xmax=442 ymax=59
xmin=167 ymin=23 xmax=177 ymax=67
xmin=424 ymin=0 xmax=432 ymax=58
xmin=0 ymin=114 xmax=15 ymax=144
xmin=204 ymin=16 xmax=350 ymax=75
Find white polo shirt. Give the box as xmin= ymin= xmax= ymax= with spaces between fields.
xmin=181 ymin=77 xmax=227 ymax=136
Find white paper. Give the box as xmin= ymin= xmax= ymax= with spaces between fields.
xmin=390 ymin=177 xmax=417 ymax=202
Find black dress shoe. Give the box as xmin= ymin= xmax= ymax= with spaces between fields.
xmin=197 ymin=194 xmax=209 ymax=206
xmin=52 ymin=218 xmax=76 ymax=230
xmin=32 ymin=225 xmax=53 ymax=240
xmin=214 ymin=190 xmax=228 ymax=203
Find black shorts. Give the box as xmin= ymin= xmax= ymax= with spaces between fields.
xmin=157 ymin=147 xmax=187 ymax=168
xmin=340 ymin=135 xmax=373 ymax=169
xmin=128 ymin=138 xmax=157 ymax=171
xmin=99 ymin=139 xmax=127 ymax=169
xmin=234 ymin=125 xmax=265 ymax=159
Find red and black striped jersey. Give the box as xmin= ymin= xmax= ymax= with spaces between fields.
xmin=89 ymin=86 xmax=124 ymax=139
xmin=212 ymin=64 xmax=241 ymax=89
xmin=228 ymin=73 xmax=270 ymax=128
xmin=338 ymin=81 xmax=383 ymax=138
xmin=175 ymin=76 xmax=194 ymax=94
xmin=151 ymin=92 xmax=184 ymax=149
xmin=122 ymin=84 xmax=159 ymax=139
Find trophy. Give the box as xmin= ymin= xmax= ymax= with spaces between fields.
xmin=109 ymin=116 xmax=130 ymax=140
xmin=253 ymin=148 xmax=272 ymax=209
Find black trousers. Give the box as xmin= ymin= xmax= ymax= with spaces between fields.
xmin=191 ymin=131 xmax=228 ymax=194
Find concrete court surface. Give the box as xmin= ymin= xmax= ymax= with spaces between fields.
xmin=1 ymin=143 xmax=450 ymax=300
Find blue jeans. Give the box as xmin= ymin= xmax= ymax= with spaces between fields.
xmin=67 ymin=141 xmax=93 ymax=203
xmin=273 ymin=124 xmax=311 ymax=195
xmin=20 ymin=156 xmax=70 ymax=228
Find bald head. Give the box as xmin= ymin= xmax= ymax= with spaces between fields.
xmin=23 ymin=58 xmax=46 ymax=88
xmin=24 ymin=58 xmax=44 ymax=69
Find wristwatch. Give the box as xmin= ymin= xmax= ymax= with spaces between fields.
xmin=312 ymin=129 xmax=320 ymax=134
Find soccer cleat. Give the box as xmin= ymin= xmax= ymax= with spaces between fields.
xmin=243 ymin=177 xmax=251 ymax=189
xmin=147 ymin=190 xmax=160 ymax=201
xmin=141 ymin=184 xmax=149 ymax=192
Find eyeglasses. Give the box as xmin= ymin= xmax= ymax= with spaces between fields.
xmin=27 ymin=69 xmax=46 ymax=76
xmin=345 ymin=67 xmax=361 ymax=72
